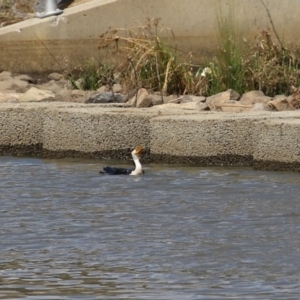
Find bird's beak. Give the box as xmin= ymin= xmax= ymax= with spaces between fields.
xmin=135 ymin=146 xmax=143 ymax=155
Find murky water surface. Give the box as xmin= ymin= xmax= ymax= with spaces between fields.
xmin=1 ymin=157 xmax=300 ymax=299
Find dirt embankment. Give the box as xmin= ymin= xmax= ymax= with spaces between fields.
xmin=0 ymin=0 xmax=35 ymax=26
xmin=0 ymin=0 xmax=91 ymax=27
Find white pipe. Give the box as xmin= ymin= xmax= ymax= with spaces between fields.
xmin=35 ymin=0 xmax=63 ymax=19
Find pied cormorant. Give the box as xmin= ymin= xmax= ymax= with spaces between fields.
xmin=100 ymin=146 xmax=144 ymax=175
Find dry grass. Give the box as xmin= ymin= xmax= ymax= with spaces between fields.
xmin=71 ymin=17 xmax=300 ymax=97
xmin=245 ymin=30 xmax=300 ymax=95
xmin=206 ymin=28 xmax=300 ymax=96
xmin=97 ymin=17 xmax=204 ymax=95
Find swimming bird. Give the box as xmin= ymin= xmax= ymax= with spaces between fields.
xmin=100 ymin=146 xmax=144 ymax=175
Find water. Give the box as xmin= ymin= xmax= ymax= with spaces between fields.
xmin=1 ymin=156 xmax=300 ymax=300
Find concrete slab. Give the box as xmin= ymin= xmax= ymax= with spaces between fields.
xmin=0 ymin=103 xmax=44 ymax=156
xmin=42 ymin=105 xmax=153 ymax=159
xmin=253 ymin=118 xmax=300 ymax=171
xmin=1 ymin=102 xmax=300 ymax=171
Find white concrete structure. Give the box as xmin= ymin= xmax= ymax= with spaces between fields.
xmin=0 ymin=0 xmax=299 ymax=73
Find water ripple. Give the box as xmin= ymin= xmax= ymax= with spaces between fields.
xmin=0 ymin=157 xmax=300 ymax=299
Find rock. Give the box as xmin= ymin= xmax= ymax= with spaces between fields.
xmin=157 ymin=103 xmax=184 ymax=109
xmin=36 ymin=80 xmax=63 ymax=94
xmin=70 ymin=90 xmax=90 ymax=103
xmin=216 ymin=100 xmax=252 ymax=113
xmin=19 ymin=87 xmax=55 ymax=102
xmin=154 ymin=102 xmax=195 ymax=109
xmin=206 ymin=92 xmax=227 ymax=108
xmin=273 ymin=94 xmax=286 ymax=100
xmin=48 ymin=72 xmax=64 ymax=81
xmin=151 ymin=94 xmax=164 ymax=106
xmin=241 ymin=95 xmax=272 ymax=105
xmin=241 ymin=90 xmax=265 ymax=98
xmin=250 ymin=103 xmax=274 ymax=111
xmin=163 ymin=94 xmax=182 ymax=104
xmin=206 ymin=89 xmax=240 ymax=109
xmin=59 ymin=78 xmax=73 ymax=90
xmin=96 ymin=86 xmax=107 ymax=93
xmin=268 ymin=97 xmax=295 ymax=111
xmin=178 ymin=102 xmax=197 ymax=109
xmin=240 ymin=96 xmax=273 ymax=104
xmin=181 ymin=95 xmax=194 ymax=103
xmin=94 ymin=84 xmax=122 ymax=93
xmin=58 ymin=90 xmax=94 ymax=103
xmin=128 ymin=88 xmax=152 ymax=108
xmin=112 ymin=83 xmax=123 ymax=93
xmin=85 ymin=92 xmax=125 ymax=103
xmin=177 ymin=101 xmax=209 ymax=110
xmin=240 ymin=90 xmax=272 ymax=104
xmin=181 ymin=95 xmax=206 ymax=103
xmin=181 ymin=96 xmax=209 ymax=110
xmin=154 ymin=100 xmax=209 ymax=111
xmin=0 ymin=71 xmax=13 ymax=81
xmin=192 ymin=95 xmax=206 ymax=103
xmin=195 ymin=102 xmax=210 ymax=111
xmin=222 ymin=89 xmax=240 ymax=100
xmin=8 ymin=92 xmax=23 ymax=100
xmin=14 ymin=74 xmax=34 ymax=83
xmin=0 ymin=92 xmax=19 ymax=103
xmin=137 ymin=90 xmax=152 ymax=108
xmin=0 ymin=81 xmax=16 ymax=91
xmin=127 ymin=95 xmax=137 ymax=106
xmin=54 ymin=89 xmax=72 ymax=102
xmin=0 ymin=76 xmax=29 ymax=92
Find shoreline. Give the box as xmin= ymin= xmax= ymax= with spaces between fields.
xmin=1 ymin=102 xmax=299 ymax=172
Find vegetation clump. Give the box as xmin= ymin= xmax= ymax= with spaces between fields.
xmin=208 ymin=26 xmax=300 ymax=97
xmin=97 ymin=17 xmax=203 ymax=95
xmin=69 ymin=62 xmax=114 ymax=91
xmin=70 ymin=17 xmax=300 ymax=98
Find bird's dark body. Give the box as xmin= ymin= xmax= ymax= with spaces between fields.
xmin=101 ymin=166 xmax=133 ymax=175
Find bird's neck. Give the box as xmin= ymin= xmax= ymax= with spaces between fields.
xmin=131 ymin=155 xmax=142 ymax=175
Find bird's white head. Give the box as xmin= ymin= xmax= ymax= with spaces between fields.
xmin=132 ymin=145 xmax=143 ymax=158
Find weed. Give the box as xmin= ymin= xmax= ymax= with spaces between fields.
xmin=98 ymin=17 xmax=202 ymax=95
xmin=69 ymin=61 xmax=114 ymax=91
xmin=72 ymin=14 xmax=300 ymax=97
xmin=207 ymin=2 xmax=247 ymax=95
xmin=1 ymin=0 xmax=13 ymax=9
xmin=203 ymin=1 xmax=300 ymax=96
xmin=245 ymin=30 xmax=300 ymax=95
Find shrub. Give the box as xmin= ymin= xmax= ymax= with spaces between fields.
xmin=204 ymin=0 xmax=300 ymax=96
xmin=70 ymin=15 xmax=300 ymax=97
xmin=97 ymin=17 xmax=203 ymax=95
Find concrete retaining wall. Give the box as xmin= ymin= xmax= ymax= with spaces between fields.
xmin=0 ymin=103 xmax=44 ymax=156
xmin=253 ymin=119 xmax=300 ymax=171
xmin=43 ymin=105 xmax=152 ymax=158
xmin=0 ymin=0 xmax=300 ymax=73
xmin=150 ymin=114 xmax=254 ymax=165
xmin=1 ymin=102 xmax=300 ymax=171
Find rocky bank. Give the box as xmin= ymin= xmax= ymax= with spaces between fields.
xmin=1 ymin=71 xmax=300 ymax=113
xmin=0 ymin=70 xmax=300 ymax=172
